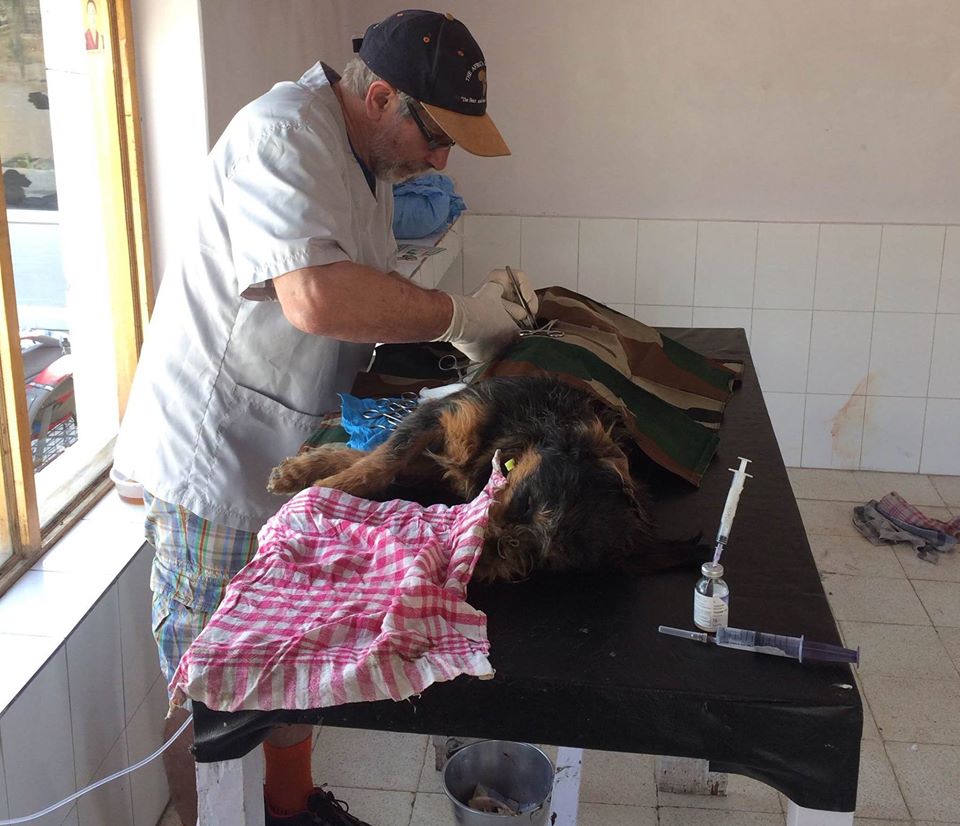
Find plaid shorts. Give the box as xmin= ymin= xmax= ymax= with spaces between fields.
xmin=144 ymin=492 xmax=258 ymax=690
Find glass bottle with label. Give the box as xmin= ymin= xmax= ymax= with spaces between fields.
xmin=693 ymin=562 xmax=729 ymax=631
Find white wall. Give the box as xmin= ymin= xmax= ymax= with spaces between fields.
xmin=351 ymin=0 xmax=960 ymax=224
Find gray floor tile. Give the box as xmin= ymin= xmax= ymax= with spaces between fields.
xmin=409 ymin=792 xmax=452 ymax=826
xmin=885 ymin=741 xmax=960 ymax=822
xmin=929 ymin=475 xmax=960 ymax=507
xmin=861 ymin=674 xmax=960 ymax=744
xmin=658 ymin=808 xmax=782 ymax=825
xmin=326 ymin=787 xmax=413 ymax=826
xmin=578 ymin=801 xmax=658 ymax=825
xmin=658 ymin=772 xmax=782 ymax=813
xmin=788 ymin=468 xmax=865 ymax=502
xmin=939 ymin=627 xmax=960 ymax=673
xmin=579 ymin=749 xmax=656 ymax=807
xmin=894 ymin=544 xmax=960 ymax=582
xmin=798 ymin=500 xmax=863 ymax=537
xmin=912 ymin=578 xmax=960 ymax=627
xmin=853 ymin=472 xmax=947 ymax=507
xmin=853 ymin=739 xmax=909 ymax=820
xmin=839 ymin=621 xmax=959 ymax=678
xmin=313 ymin=727 xmax=427 ymax=791
xmin=822 ymin=573 xmax=931 ymax=625
xmin=810 ymin=534 xmax=905 ymax=578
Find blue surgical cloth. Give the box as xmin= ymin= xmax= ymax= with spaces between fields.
xmin=339 ymin=393 xmax=405 ymax=450
xmin=392 ymin=173 xmax=466 ymax=239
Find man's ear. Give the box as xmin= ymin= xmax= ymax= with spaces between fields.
xmin=363 ymin=80 xmax=396 ymax=121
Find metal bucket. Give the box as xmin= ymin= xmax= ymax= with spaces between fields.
xmin=441 ymin=740 xmax=555 ymax=825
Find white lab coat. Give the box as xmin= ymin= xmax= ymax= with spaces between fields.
xmin=113 ymin=63 xmax=397 ymax=532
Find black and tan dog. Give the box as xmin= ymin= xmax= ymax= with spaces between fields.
xmin=268 ymin=375 xmax=705 ymax=582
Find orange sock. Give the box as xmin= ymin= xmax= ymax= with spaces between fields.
xmin=263 ymin=735 xmax=314 ymax=815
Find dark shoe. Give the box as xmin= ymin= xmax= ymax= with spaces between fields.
xmin=265 ymin=787 xmax=374 ymax=826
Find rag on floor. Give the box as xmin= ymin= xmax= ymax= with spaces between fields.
xmin=168 ymin=456 xmax=505 ymax=712
xmin=853 ymin=491 xmax=959 ymax=563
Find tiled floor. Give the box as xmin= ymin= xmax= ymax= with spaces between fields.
xmin=158 ymin=468 xmax=960 ymax=826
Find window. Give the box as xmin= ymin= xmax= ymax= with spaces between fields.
xmin=0 ymin=0 xmax=151 ymax=594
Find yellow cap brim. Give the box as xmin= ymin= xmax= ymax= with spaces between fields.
xmin=421 ymin=103 xmax=511 ymax=157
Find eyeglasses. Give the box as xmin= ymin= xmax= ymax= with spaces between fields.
xmin=407 ymin=101 xmax=456 ymax=151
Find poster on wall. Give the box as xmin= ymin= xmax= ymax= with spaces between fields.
xmin=83 ymin=0 xmax=103 ymax=51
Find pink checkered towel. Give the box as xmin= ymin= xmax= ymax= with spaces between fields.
xmin=169 ymin=457 xmax=506 ymax=712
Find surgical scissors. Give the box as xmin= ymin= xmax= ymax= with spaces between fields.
xmin=359 ymin=392 xmax=419 ymax=431
xmin=505 ymin=265 xmax=538 ymax=330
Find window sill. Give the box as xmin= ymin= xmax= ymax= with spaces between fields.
xmin=0 ymin=487 xmax=146 ymax=715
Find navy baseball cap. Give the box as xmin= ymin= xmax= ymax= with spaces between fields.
xmin=358 ymin=10 xmax=510 ymax=157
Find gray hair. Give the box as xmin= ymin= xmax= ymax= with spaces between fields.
xmin=340 ymin=56 xmax=416 ymax=111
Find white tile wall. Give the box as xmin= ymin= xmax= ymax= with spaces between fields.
xmin=861 ymin=396 xmax=927 ymax=472
xmin=876 ymin=225 xmax=944 ymax=313
xmin=520 ymin=217 xmax=579 ymax=292
xmin=814 ymin=224 xmax=882 ymax=311
xmin=0 ymin=543 xmax=169 ymax=826
xmin=929 ymin=314 xmax=960 ymax=398
xmin=694 ymin=221 xmax=757 ymax=307
xmin=867 ymin=312 xmax=935 ymax=397
xmin=921 ymin=398 xmax=960 ymax=475
xmin=940 ymin=226 xmax=960 ymax=312
xmin=754 ymin=223 xmax=818 ymax=309
xmin=460 ymin=215 xmax=960 ymax=474
xmin=636 ymin=220 xmax=697 ymax=305
xmin=578 ymin=218 xmax=638 ymax=303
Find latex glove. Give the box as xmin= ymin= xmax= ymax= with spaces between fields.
xmin=485 ymin=268 xmax=539 ymax=325
xmin=433 ymin=281 xmax=520 ymax=363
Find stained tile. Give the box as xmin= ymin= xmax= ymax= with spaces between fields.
xmin=750 ymin=310 xmax=811 ymax=393
xmin=875 ymin=225 xmax=944 ymax=313
xmin=912 ymin=579 xmax=960 ymax=626
xmin=809 ymin=535 xmax=903 ymax=579
xmin=754 ymin=223 xmax=818 ymax=310
xmin=801 ymin=394 xmax=865 ymax=470
xmin=921 ymin=399 xmax=960 ymax=476
xmin=313 ymin=727 xmax=427 ymax=792
xmin=636 ymin=219 xmax=697 ymax=306
xmin=860 ymin=674 xmax=960 ymax=743
xmin=693 ymin=221 xmax=758 ymax=308
xmin=580 ymin=749 xmax=656 ymax=807
xmin=577 ymin=802 xmax=659 ymax=825
xmin=838 ymin=621 xmax=957 ymax=678
xmin=852 ymin=739 xmax=909 ymax=820
xmin=579 ymin=218 xmax=639 ymax=304
xmin=860 ymin=397 xmax=925 ymax=473
xmin=884 ymin=742 xmax=960 ymax=822
xmin=409 ymin=792 xmax=452 ymax=826
xmin=814 ymin=224 xmax=881 ymax=311
xmin=820 ymin=573 xmax=930 ymax=625
xmin=806 ymin=310 xmax=873 ymax=396
xmin=520 ymin=216 xmax=579 ymax=292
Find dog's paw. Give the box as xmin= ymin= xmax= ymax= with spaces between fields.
xmin=267 ymin=457 xmax=311 ymax=494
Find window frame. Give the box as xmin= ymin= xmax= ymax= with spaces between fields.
xmin=0 ymin=0 xmax=153 ymax=596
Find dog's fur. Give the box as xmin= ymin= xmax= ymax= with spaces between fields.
xmin=268 ymin=375 xmax=705 ymax=582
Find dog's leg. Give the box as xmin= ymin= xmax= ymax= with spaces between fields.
xmin=309 ymin=403 xmax=449 ymax=498
xmin=268 ymin=444 xmax=366 ymax=494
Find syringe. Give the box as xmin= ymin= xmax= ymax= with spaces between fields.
xmin=658 ymin=625 xmax=860 ymax=664
xmin=713 ymin=457 xmax=752 ymax=564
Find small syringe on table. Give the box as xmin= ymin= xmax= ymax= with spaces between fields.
xmin=658 ymin=625 xmax=860 ymax=664
xmin=713 ymin=457 xmax=753 ymax=564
